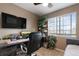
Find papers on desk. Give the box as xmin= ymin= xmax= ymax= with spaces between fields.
xmin=0 ymin=38 xmax=29 ymax=47
xmin=7 ymin=38 xmax=29 ymax=44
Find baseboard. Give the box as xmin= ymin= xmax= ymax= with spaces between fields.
xmin=55 ymin=48 xmax=64 ymax=52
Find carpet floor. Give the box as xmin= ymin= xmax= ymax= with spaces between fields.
xmin=34 ymin=47 xmax=64 ymax=56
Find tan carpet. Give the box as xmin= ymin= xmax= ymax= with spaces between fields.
xmin=34 ymin=47 xmax=64 ymax=56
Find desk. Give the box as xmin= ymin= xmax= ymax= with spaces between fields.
xmin=0 ymin=38 xmax=29 ymax=48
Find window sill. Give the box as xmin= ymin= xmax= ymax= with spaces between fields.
xmin=49 ymin=34 xmax=76 ymax=39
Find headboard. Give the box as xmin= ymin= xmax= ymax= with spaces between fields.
xmin=66 ymin=39 xmax=79 ymax=45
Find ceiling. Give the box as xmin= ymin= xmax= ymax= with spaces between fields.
xmin=14 ymin=3 xmax=76 ymax=16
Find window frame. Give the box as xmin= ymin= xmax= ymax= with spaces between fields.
xmin=48 ymin=12 xmax=76 ymax=36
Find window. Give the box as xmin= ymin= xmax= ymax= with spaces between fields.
xmin=48 ymin=12 xmax=76 ymax=36
xmin=60 ymin=14 xmax=71 ymax=35
xmin=48 ymin=17 xmax=56 ymax=34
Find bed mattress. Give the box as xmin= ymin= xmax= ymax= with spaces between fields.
xmin=64 ymin=44 xmax=79 ymax=56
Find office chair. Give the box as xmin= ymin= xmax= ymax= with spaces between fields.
xmin=27 ymin=32 xmax=42 ymax=56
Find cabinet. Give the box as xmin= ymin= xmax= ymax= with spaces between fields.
xmin=0 ymin=45 xmax=17 ymax=56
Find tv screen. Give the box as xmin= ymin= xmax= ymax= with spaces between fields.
xmin=6 ymin=16 xmax=17 ymax=24
xmin=2 ymin=12 xmax=26 ymax=29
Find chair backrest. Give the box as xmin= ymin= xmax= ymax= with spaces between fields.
xmin=27 ymin=32 xmax=42 ymax=55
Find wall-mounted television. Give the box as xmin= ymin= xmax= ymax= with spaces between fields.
xmin=1 ymin=12 xmax=26 ymax=29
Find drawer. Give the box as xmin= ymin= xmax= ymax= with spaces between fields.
xmin=0 ymin=45 xmax=17 ymax=56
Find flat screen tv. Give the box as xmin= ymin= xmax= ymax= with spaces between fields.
xmin=1 ymin=12 xmax=26 ymax=29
